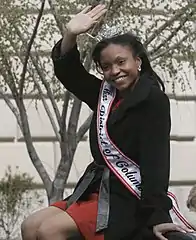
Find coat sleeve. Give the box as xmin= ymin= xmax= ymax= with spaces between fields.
xmin=51 ymin=39 xmax=101 ymax=110
xmin=138 ymin=87 xmax=173 ymax=227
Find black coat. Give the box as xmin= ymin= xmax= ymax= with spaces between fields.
xmin=52 ymin=40 xmax=173 ymax=240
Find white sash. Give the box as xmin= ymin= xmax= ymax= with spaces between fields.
xmin=97 ymin=80 xmax=195 ymax=230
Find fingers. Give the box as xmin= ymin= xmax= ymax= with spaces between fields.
xmin=169 ymin=224 xmax=193 ymax=233
xmin=80 ymin=6 xmax=92 ymax=14
xmin=153 ymin=222 xmax=194 ymax=240
xmin=177 ymin=225 xmax=194 ymax=233
xmin=173 ymin=225 xmax=186 ymax=233
xmin=162 ymin=223 xmax=184 ymax=233
xmin=155 ymin=232 xmax=168 ymax=240
xmin=87 ymin=4 xmax=106 ymax=18
xmin=92 ymin=8 xmax=107 ymax=21
xmin=154 ymin=224 xmax=194 ymax=240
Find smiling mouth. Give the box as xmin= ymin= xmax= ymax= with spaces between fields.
xmin=112 ymin=76 xmax=128 ymax=83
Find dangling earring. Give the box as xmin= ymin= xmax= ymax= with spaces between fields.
xmin=138 ymin=65 xmax=141 ymax=72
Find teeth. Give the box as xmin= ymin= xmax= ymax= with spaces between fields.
xmin=114 ymin=76 xmax=126 ymax=82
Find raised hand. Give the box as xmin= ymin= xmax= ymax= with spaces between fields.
xmin=66 ymin=4 xmax=107 ymax=36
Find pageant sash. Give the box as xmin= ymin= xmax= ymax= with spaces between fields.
xmin=97 ymin=80 xmax=195 ymax=230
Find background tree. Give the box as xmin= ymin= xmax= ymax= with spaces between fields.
xmin=0 ymin=0 xmax=195 ymax=203
xmin=0 ymin=166 xmax=42 ymax=240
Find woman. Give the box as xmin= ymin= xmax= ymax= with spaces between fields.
xmin=21 ymin=4 xmax=194 ymax=240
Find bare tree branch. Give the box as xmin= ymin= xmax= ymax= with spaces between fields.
xmin=33 ymin=77 xmax=61 ymax=142
xmin=60 ymin=91 xmax=71 ymax=137
xmin=0 ymin=86 xmax=22 ymax=130
xmin=144 ymin=2 xmax=195 ymax=47
xmin=67 ymin=97 xmax=82 ymax=151
xmin=0 ymin=50 xmax=19 ymax=100
xmin=108 ymin=0 xmax=114 ymax=9
xmin=48 ymin=92 xmax=72 ymax=202
xmin=13 ymin=25 xmax=62 ymax=127
xmin=0 ymin=51 xmax=52 ymax=193
xmin=6 ymin=36 xmax=61 ymax=142
xmin=52 ymin=97 xmax=82 ymax=199
xmin=149 ymin=11 xmax=195 ymax=56
xmin=47 ymin=0 xmax=64 ymax=35
xmin=19 ymin=0 xmax=46 ymax=97
xmin=150 ymin=31 xmax=195 ymax=62
xmin=32 ymin=55 xmax=62 ymax=126
xmin=18 ymin=100 xmax=52 ymax=194
xmin=76 ymin=112 xmax=93 ymax=144
xmin=52 ymin=128 xmax=72 ymax=202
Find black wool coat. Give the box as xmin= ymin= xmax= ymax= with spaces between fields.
xmin=51 ymin=40 xmax=173 ymax=240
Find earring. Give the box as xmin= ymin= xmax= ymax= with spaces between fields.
xmin=138 ymin=65 xmax=141 ymax=72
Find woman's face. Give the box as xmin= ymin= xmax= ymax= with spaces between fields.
xmin=99 ymin=44 xmax=141 ymax=91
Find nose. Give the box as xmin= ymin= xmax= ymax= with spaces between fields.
xmin=110 ymin=64 xmax=120 ymax=76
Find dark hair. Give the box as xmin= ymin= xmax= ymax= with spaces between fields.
xmin=92 ymin=32 xmax=165 ymax=91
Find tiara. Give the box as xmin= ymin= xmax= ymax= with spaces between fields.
xmin=86 ymin=24 xmax=127 ymax=42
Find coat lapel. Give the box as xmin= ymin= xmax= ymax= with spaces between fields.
xmin=109 ymin=73 xmax=153 ymax=125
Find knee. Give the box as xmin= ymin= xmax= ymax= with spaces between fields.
xmin=37 ymin=221 xmax=66 ymax=240
xmin=21 ymin=216 xmax=37 ymax=238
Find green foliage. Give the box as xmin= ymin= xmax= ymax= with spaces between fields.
xmin=0 ymin=166 xmax=33 ymax=214
xmin=0 ymin=166 xmax=43 ymax=239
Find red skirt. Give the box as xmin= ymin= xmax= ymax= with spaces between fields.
xmin=51 ymin=193 xmax=104 ymax=240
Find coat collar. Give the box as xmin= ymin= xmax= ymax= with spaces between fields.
xmin=109 ymin=73 xmax=154 ymax=125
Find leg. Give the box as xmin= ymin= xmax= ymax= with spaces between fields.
xmin=21 ymin=206 xmax=64 ymax=240
xmin=37 ymin=211 xmax=82 ymax=240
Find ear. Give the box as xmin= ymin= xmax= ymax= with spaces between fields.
xmin=135 ymin=56 xmax=142 ymax=70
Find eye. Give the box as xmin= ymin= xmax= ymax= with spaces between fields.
xmin=101 ymin=64 xmax=110 ymax=71
xmin=118 ymin=59 xmax=126 ymax=65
